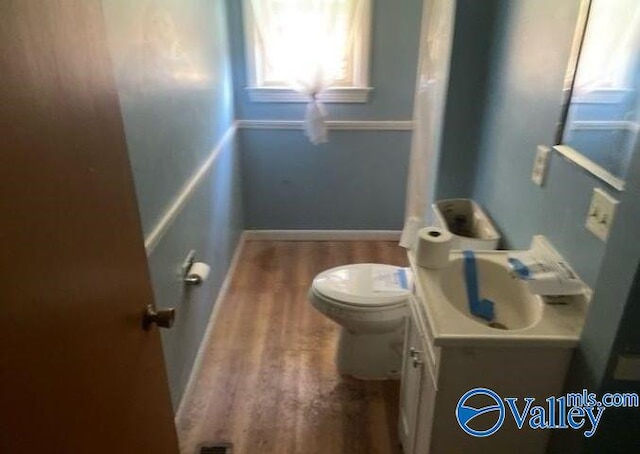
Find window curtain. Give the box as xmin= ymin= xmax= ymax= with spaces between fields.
xmin=400 ymin=0 xmax=456 ymax=249
xmin=574 ymin=0 xmax=640 ymax=92
xmin=247 ymin=0 xmax=366 ymax=144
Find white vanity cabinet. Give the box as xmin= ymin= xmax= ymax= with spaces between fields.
xmin=398 ymin=292 xmax=438 ymax=454
xmin=399 ymin=254 xmax=578 ymax=454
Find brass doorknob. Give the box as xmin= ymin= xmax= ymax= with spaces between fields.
xmin=143 ymin=304 xmax=176 ymax=330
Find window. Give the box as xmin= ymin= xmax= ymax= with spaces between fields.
xmin=242 ymin=0 xmax=372 ymax=102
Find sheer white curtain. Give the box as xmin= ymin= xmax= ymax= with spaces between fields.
xmin=247 ymin=0 xmax=366 ymax=144
xmin=400 ymin=0 xmax=456 ymax=249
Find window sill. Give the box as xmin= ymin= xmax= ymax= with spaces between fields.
xmin=245 ymin=87 xmax=372 ymax=103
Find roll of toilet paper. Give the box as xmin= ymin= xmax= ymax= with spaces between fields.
xmin=187 ymin=262 xmax=210 ymax=284
xmin=416 ymin=227 xmax=453 ymax=269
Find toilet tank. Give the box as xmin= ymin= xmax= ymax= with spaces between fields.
xmin=432 ymin=199 xmax=500 ymax=250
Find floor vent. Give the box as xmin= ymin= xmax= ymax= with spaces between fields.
xmin=197 ymin=442 xmax=233 ymax=454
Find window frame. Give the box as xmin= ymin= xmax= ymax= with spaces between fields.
xmin=242 ymin=0 xmax=373 ymax=103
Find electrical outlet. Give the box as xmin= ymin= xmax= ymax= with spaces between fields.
xmin=531 ymin=145 xmax=551 ymax=186
xmin=585 ymin=188 xmax=619 ymax=242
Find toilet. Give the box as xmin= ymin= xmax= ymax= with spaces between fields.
xmin=309 ymin=200 xmax=501 ymax=380
xmin=309 ymin=263 xmax=411 ymax=380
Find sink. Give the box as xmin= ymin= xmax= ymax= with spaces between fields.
xmin=439 ymin=257 xmax=543 ymax=331
xmin=404 ymin=236 xmax=591 ymax=454
xmin=410 ymin=236 xmax=590 ymax=347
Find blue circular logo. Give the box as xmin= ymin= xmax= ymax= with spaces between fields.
xmin=456 ymin=387 xmax=505 ymax=437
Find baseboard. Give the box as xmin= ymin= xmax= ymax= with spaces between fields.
xmin=174 ymin=231 xmax=247 ymax=423
xmin=244 ymin=229 xmax=402 ymax=241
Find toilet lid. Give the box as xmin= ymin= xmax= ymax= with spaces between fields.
xmin=312 ymin=264 xmax=412 ymax=307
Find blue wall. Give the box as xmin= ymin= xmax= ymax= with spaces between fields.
xmin=587 ymin=267 xmax=640 ymax=453
xmin=453 ymin=0 xmax=608 ymax=289
xmin=575 ymin=142 xmax=640 ymax=452
xmin=102 ymin=0 xmax=243 ymax=408
xmin=436 ymin=0 xmax=500 ymax=199
xmin=240 ymin=130 xmax=411 ymax=229
xmin=550 ymin=125 xmax=640 ymax=453
xmin=226 ymin=0 xmax=423 ymax=229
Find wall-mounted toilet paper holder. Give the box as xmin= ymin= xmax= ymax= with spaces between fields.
xmin=182 ymin=250 xmax=201 ymax=285
xmin=185 ymin=274 xmax=203 ymax=285
xmin=182 ymin=250 xmax=211 ymax=285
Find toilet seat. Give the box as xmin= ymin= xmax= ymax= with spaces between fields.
xmin=312 ymin=263 xmax=411 ymax=307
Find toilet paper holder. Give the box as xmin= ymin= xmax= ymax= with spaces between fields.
xmin=182 ymin=250 xmax=202 ymax=285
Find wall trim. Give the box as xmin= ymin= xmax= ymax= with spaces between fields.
xmin=174 ymin=232 xmax=247 ymax=423
xmin=237 ymin=119 xmax=414 ymax=131
xmin=571 ymin=88 xmax=635 ymax=105
xmin=553 ymin=145 xmax=625 ymax=191
xmin=246 ymin=87 xmax=373 ymax=103
xmin=569 ymin=120 xmax=639 ymax=133
xmin=244 ymin=229 xmax=402 ymax=241
xmin=144 ymin=123 xmax=238 ymax=254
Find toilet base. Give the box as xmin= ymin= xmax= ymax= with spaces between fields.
xmin=336 ymin=325 xmax=405 ymax=380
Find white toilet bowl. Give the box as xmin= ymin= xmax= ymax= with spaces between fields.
xmin=309 ymin=263 xmax=411 ymax=380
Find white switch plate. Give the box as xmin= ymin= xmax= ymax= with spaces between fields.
xmin=614 ymin=354 xmax=640 ymax=381
xmin=531 ymin=145 xmax=551 ymax=186
xmin=585 ymin=188 xmax=619 ymax=242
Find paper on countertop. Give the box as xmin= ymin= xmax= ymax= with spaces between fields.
xmin=373 ymin=267 xmax=412 ymax=292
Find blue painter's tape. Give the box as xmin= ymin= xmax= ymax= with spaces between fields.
xmin=397 ymin=268 xmax=409 ymax=290
xmin=508 ymin=257 xmax=530 ymax=279
xmin=463 ymin=250 xmax=495 ymax=322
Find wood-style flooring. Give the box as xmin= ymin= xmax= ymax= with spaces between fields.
xmin=177 ymin=240 xmax=408 ymax=454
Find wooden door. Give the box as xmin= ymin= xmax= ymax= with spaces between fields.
xmin=0 ymin=1 xmax=179 ymax=453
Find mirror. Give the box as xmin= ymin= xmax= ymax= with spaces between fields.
xmin=556 ymin=0 xmax=640 ymax=190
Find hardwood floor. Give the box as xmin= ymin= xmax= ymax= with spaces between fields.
xmin=177 ymin=240 xmax=408 ymax=454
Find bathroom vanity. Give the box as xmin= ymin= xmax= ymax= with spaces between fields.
xmin=399 ymin=238 xmax=590 ymax=454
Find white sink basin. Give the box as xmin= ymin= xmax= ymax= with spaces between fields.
xmin=410 ymin=246 xmax=590 ymax=347
xmin=439 ymin=256 xmax=543 ymax=331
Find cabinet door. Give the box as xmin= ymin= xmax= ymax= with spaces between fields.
xmin=414 ymin=355 xmax=437 ymax=453
xmin=398 ymin=316 xmax=423 ymax=454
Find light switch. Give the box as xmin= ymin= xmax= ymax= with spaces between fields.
xmin=531 ymin=145 xmax=551 ymax=186
xmin=585 ymin=188 xmax=619 ymax=242
xmin=614 ymin=354 xmax=640 ymax=381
